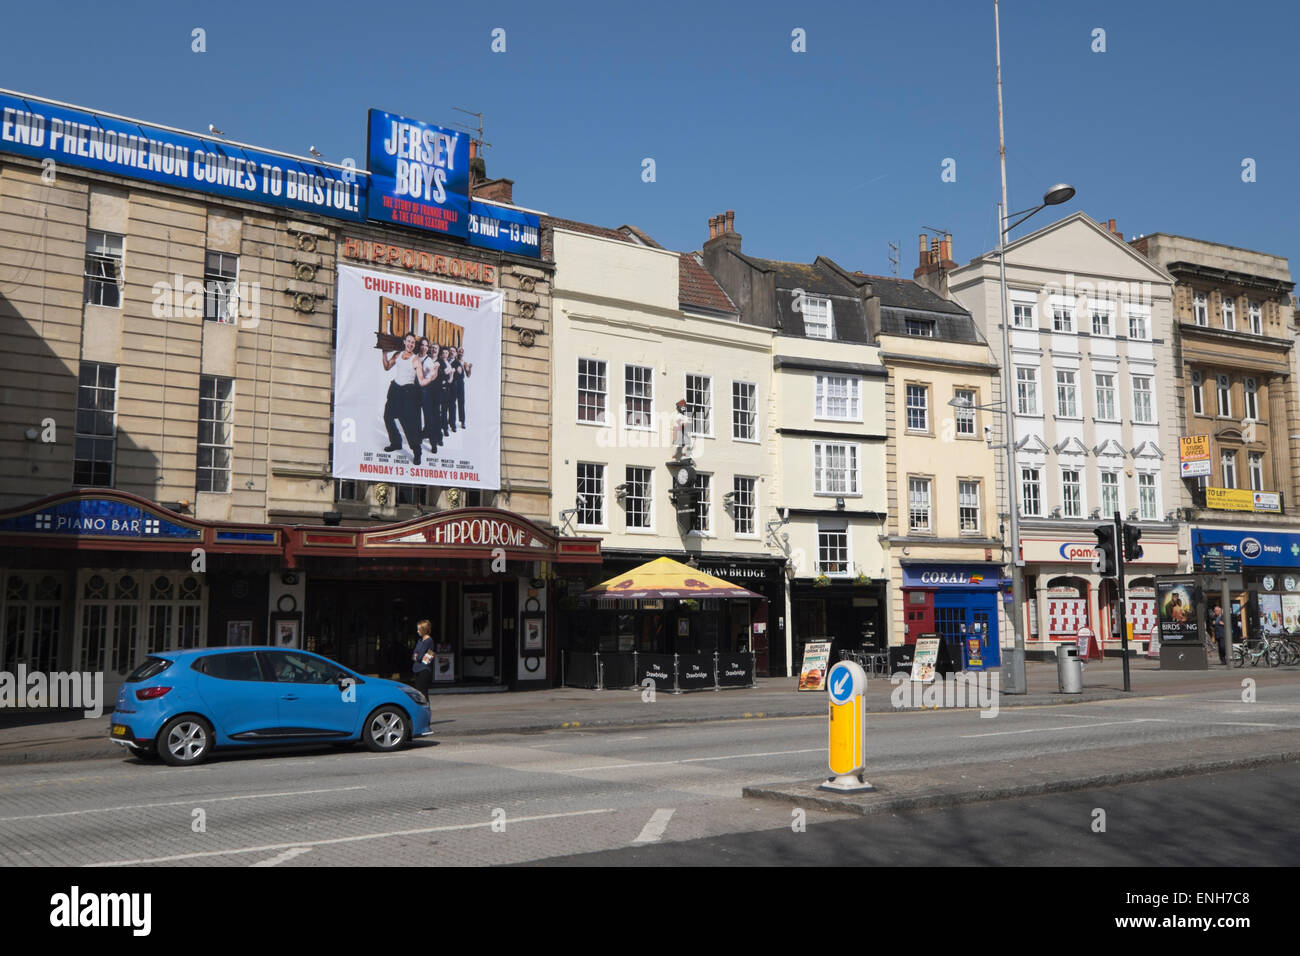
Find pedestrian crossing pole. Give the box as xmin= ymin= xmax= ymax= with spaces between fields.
xmin=1114 ymin=511 xmax=1131 ymax=692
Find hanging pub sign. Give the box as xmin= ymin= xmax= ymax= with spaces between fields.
xmin=366 ymin=108 xmax=469 ymax=238
xmin=1156 ymin=577 xmax=1202 ymax=643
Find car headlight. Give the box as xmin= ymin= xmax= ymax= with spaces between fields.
xmin=402 ymin=686 xmax=428 ymax=707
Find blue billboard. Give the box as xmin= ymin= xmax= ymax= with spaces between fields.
xmin=0 ymin=90 xmax=364 ymax=221
xmin=1192 ymin=528 xmax=1300 ymax=568
xmin=468 ymin=199 xmax=540 ymax=258
xmin=366 ymin=108 xmax=469 ymax=238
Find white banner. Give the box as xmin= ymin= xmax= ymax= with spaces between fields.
xmin=333 ymin=264 xmax=502 ymax=489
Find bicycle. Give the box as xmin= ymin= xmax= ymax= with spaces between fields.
xmin=1272 ymin=632 xmax=1300 ymax=666
xmin=1232 ymin=632 xmax=1282 ymax=668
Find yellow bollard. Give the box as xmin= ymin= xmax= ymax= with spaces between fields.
xmin=820 ymin=660 xmax=873 ymax=792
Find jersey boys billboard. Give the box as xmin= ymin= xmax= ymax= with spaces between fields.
xmin=332 ymin=264 xmax=501 ymax=490
xmin=365 ymin=109 xmax=469 ymax=238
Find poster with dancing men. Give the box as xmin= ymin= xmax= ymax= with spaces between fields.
xmin=333 ymin=263 xmax=501 ymax=489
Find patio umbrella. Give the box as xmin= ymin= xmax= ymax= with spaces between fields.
xmin=582 ymin=556 xmax=762 ymax=600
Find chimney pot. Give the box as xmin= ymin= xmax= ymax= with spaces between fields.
xmin=725 ymin=210 xmax=735 ymax=233
xmin=708 ymin=216 xmax=718 ymax=240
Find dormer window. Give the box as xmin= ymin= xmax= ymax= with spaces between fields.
xmin=802 ymin=295 xmax=833 ymax=338
xmin=905 ymin=318 xmax=936 ymax=337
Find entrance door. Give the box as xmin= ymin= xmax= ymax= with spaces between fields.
xmin=934 ymin=594 xmax=1002 ymax=670
xmin=731 ymin=604 xmax=751 ymax=652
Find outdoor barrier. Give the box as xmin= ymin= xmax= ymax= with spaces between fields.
xmin=676 ymin=654 xmax=716 ymax=691
xmin=562 ymin=651 xmax=757 ymax=691
xmin=564 ymin=651 xmax=599 ymax=689
xmin=636 ymin=653 xmax=677 ymax=692
xmin=716 ymin=652 xmax=755 ymax=687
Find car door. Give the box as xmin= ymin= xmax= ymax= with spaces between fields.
xmin=192 ymin=651 xmax=282 ymax=740
xmin=261 ymin=650 xmax=361 ymax=737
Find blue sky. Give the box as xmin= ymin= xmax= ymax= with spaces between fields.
xmin=5 ymin=0 xmax=1298 ymax=275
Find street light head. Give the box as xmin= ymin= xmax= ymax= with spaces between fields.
xmin=1043 ymin=184 xmax=1076 ymax=206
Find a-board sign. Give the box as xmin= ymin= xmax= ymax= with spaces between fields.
xmin=798 ymin=641 xmax=832 ymax=691
xmin=910 ymin=636 xmax=940 ymax=683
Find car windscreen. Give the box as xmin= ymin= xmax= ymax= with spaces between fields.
xmin=126 ymin=657 xmax=174 ymax=682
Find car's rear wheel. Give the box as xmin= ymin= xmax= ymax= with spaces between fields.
xmin=157 ymin=715 xmax=214 ymax=766
xmin=362 ymin=706 xmax=410 ymax=753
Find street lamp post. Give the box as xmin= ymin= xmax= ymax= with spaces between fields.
xmin=996 ymin=184 xmax=1076 ymax=694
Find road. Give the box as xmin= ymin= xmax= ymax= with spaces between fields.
xmin=2 ymin=682 xmax=1299 ymax=867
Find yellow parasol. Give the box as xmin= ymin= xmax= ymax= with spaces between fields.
xmin=582 ymin=556 xmax=762 ymax=600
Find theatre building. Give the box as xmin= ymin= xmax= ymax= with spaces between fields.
xmin=0 ymin=88 xmax=594 ymax=693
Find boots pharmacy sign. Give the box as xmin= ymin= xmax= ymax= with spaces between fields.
xmin=332 ymin=264 xmax=502 ymax=490
xmin=1 ymin=90 xmax=363 ymax=221
xmin=366 ymin=109 xmax=469 ymax=238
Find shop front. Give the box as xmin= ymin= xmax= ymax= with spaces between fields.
xmin=900 ymin=562 xmax=1003 ymax=670
xmin=287 ymin=509 xmax=600 ymax=690
xmin=1019 ymin=530 xmax=1180 ymax=657
xmin=1192 ymin=527 xmax=1300 ymax=640
xmin=0 ymin=490 xmax=285 ymax=702
xmin=789 ymin=576 xmax=887 ymax=675
xmin=556 ymin=551 xmax=781 ymax=679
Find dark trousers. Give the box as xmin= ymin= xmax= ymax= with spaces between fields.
xmin=412 ymin=668 xmax=433 ymax=694
xmin=455 ymin=384 xmax=466 ymax=428
xmin=420 ymin=385 xmax=440 ymax=451
xmin=384 ymin=382 xmax=421 ymax=455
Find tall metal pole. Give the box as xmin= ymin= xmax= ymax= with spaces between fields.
xmin=995 ymin=0 xmax=1009 ymax=219
xmin=998 ymin=202 xmax=1027 ymax=694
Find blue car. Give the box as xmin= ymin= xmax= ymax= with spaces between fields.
xmin=109 ymin=647 xmax=431 ymax=766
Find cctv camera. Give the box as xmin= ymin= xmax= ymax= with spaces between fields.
xmin=984 ymin=425 xmax=994 ymax=442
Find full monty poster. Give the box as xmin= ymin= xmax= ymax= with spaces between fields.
xmin=332 ymin=264 xmax=501 ymax=490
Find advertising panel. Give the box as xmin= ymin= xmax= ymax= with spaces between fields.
xmin=366 ymin=108 xmax=469 ymax=238
xmin=1283 ymin=595 xmax=1300 ymax=633
xmin=1156 ymin=578 xmax=1202 ymax=643
xmin=798 ymin=641 xmax=832 ymax=691
xmin=1206 ymin=488 xmax=1256 ymax=512
xmin=468 ymin=199 xmax=541 ymax=258
xmin=1179 ymin=436 xmax=1211 ymax=478
xmin=332 ymin=264 xmax=501 ymax=489
xmin=1259 ymin=594 xmax=1284 ymax=635
xmin=1 ymin=90 xmax=364 ymax=221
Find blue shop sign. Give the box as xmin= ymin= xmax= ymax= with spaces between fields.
xmin=0 ymin=498 xmax=200 ymax=540
xmin=365 ymin=108 xmax=469 ymax=239
xmin=0 ymin=89 xmax=364 ymax=222
xmin=468 ymin=199 xmax=540 ymax=258
xmin=1192 ymin=529 xmax=1300 ymax=569
xmin=902 ymin=564 xmax=1003 ymax=589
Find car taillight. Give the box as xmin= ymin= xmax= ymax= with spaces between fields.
xmin=136 ymin=686 xmax=172 ymax=700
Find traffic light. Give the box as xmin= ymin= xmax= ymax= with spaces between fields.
xmin=1123 ymin=523 xmax=1144 ymax=562
xmin=1092 ymin=524 xmax=1117 ymax=575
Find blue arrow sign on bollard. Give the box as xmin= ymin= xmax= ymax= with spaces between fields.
xmin=827 ymin=661 xmax=856 ymax=705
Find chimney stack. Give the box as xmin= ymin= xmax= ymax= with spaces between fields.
xmin=703 ymin=210 xmax=741 ymax=254
xmin=1106 ymin=218 xmax=1124 ymax=241
xmin=914 ymin=231 xmax=956 ymax=300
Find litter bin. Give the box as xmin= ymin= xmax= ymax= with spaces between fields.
xmin=1056 ymin=644 xmax=1082 ymax=694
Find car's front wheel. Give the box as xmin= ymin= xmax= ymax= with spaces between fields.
xmin=157 ymin=715 xmax=214 ymax=766
xmin=362 ymin=706 xmax=410 ymax=753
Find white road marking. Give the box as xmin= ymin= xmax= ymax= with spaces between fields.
xmin=250 ymin=846 xmax=314 ymax=867
xmin=562 ymin=748 xmax=824 ymax=774
xmin=86 ymin=808 xmax=617 ymax=866
xmin=1206 ymin=722 xmax=1285 ymax=728
xmin=0 ymin=786 xmax=367 ymax=823
xmin=961 ymin=719 xmax=1167 ymax=738
xmin=633 ymin=808 xmax=675 ymax=844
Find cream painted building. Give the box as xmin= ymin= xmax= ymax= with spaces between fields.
xmin=548 ymin=220 xmax=789 ymax=675
xmin=950 ymin=213 xmax=1182 ymax=655
xmin=700 ymin=213 xmax=890 ymax=672
xmin=871 ymin=272 xmax=1007 ymax=669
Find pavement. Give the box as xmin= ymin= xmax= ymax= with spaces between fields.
xmin=0 ymin=656 xmax=1293 ymax=769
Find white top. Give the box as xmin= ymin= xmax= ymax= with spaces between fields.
xmin=421 ymin=356 xmax=438 ymax=383
xmin=391 ymin=352 xmax=418 ymax=386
